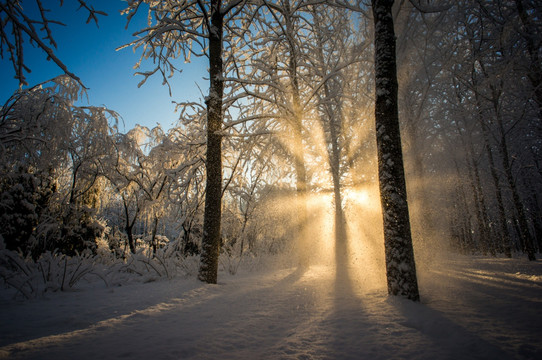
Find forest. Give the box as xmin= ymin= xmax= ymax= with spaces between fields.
xmin=1 ymin=1 xmax=542 ymax=359
xmin=0 ymin=0 xmax=541 ymax=300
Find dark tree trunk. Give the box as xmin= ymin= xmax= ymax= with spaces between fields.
xmin=481 ymin=93 xmax=511 ymax=257
xmin=455 ymin=161 xmax=475 ymax=252
xmin=126 ymin=226 xmax=135 ymax=254
xmin=372 ymin=0 xmax=419 ymax=301
xmin=484 ymin=137 xmax=511 ymax=257
xmin=330 ymin=142 xmax=347 ymax=253
xmin=466 ymin=143 xmax=492 ymax=255
xmin=291 ymin=94 xmax=309 ymax=267
xmin=327 ymin=100 xmax=348 ymax=257
xmin=122 ymin=196 xmax=137 ymax=254
xmin=312 ymin=9 xmax=348 ymax=255
xmin=529 ymin=192 xmax=542 ymax=252
xmin=198 ymin=0 xmax=224 ymax=284
xmin=495 ymin=106 xmax=536 ymax=261
xmin=151 ymin=216 xmax=159 ymax=256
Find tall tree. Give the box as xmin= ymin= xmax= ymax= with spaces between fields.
xmin=199 ymin=0 xmax=226 ymax=283
xmin=123 ymin=0 xmax=249 ymax=283
xmin=234 ymin=0 xmax=317 ymax=266
xmin=372 ymin=0 xmax=419 ymax=301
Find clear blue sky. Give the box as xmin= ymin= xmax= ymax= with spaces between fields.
xmin=0 ymin=0 xmax=208 ymax=133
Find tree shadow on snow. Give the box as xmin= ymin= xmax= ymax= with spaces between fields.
xmin=321 ymin=226 xmax=515 ymax=360
xmin=389 ymin=297 xmax=514 ymax=360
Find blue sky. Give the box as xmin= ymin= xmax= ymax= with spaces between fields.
xmin=0 ymin=0 xmax=208 ymax=133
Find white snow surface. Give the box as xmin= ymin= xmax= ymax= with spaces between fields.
xmin=1 ymin=255 xmax=541 ymax=360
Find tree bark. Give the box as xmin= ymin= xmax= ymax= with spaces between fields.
xmin=198 ymin=0 xmax=224 ymax=284
xmin=372 ymin=0 xmax=419 ymax=301
xmin=122 ymin=195 xmax=137 ymax=254
xmin=453 ymin=159 xmax=475 ymax=252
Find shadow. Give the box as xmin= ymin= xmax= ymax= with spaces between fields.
xmin=326 ymin=209 xmax=367 ymax=359
xmin=320 ymin=207 xmax=518 ymax=359
xmin=420 ymin=260 xmax=542 ymax=359
xmin=333 ymin=206 xmax=354 ymax=294
xmin=0 ymin=278 xmax=205 ymax=348
xmin=0 ymin=267 xmax=317 ymax=360
xmin=390 ymin=297 xmax=515 ymax=360
xmin=274 ymin=266 xmax=307 ymax=287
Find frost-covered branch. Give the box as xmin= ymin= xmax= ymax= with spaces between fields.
xmin=0 ymin=0 xmax=107 ymax=87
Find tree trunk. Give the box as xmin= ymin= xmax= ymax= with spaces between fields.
xmin=151 ymin=216 xmax=159 ymax=256
xmin=453 ymin=160 xmax=475 ymax=253
xmin=330 ymin=132 xmax=347 ymax=253
xmin=466 ymin=142 xmax=492 ymax=255
xmin=126 ymin=224 xmax=135 ymax=254
xmin=372 ymin=0 xmax=419 ymax=301
xmin=312 ymin=7 xmax=348 ymax=256
xmin=122 ymin=196 xmax=137 ymax=254
xmin=284 ymin=0 xmax=309 ymax=267
xmin=198 ymin=1 xmax=224 ymax=284
xmin=495 ymin=106 xmax=536 ymax=261
xmin=481 ymin=94 xmax=511 ymax=257
xmin=291 ymin=103 xmax=309 ymax=267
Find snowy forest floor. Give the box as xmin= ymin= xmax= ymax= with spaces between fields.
xmin=0 ymin=255 xmax=541 ymax=360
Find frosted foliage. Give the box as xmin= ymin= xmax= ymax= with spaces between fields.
xmin=0 ymin=76 xmax=121 ymax=257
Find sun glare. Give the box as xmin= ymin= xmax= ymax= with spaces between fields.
xmin=344 ymin=188 xmax=370 ymax=206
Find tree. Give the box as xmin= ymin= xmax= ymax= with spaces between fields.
xmin=0 ymin=76 xmax=117 ymax=256
xmin=308 ymin=5 xmax=371 ymax=258
xmin=246 ymin=0 xmax=313 ymax=266
xmin=372 ymin=0 xmax=419 ymax=301
xmin=429 ymin=0 xmax=541 ymax=259
xmin=236 ymin=0 xmax=349 ymax=266
xmin=123 ymin=0 xmax=250 ymax=283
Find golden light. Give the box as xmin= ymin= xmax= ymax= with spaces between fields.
xmin=344 ymin=188 xmax=370 ymax=207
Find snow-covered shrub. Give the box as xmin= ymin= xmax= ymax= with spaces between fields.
xmin=0 ymin=168 xmax=57 ymax=258
xmin=118 ymin=243 xmax=199 ymax=282
xmin=0 ymin=249 xmax=107 ymax=299
xmin=0 ymin=77 xmax=118 ymax=259
xmin=219 ymin=251 xmax=242 ymax=275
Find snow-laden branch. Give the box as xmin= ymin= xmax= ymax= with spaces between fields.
xmin=0 ymin=1 xmax=107 ymax=87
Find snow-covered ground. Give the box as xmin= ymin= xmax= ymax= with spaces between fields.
xmin=1 ymin=255 xmax=541 ymax=360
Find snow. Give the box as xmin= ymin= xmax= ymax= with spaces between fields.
xmin=1 ymin=255 xmax=541 ymax=359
